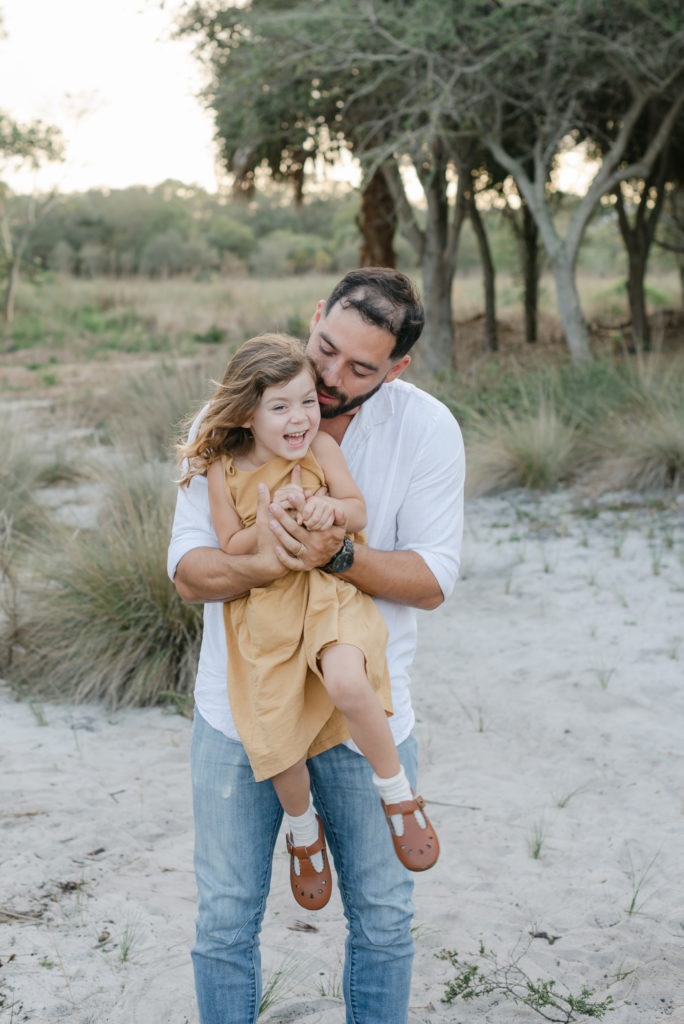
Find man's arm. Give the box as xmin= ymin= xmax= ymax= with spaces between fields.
xmin=173 ymin=483 xmax=286 ymax=603
xmin=340 ymin=546 xmax=443 ymax=610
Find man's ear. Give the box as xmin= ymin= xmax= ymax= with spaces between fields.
xmin=309 ymin=299 xmax=325 ymax=334
xmin=385 ymin=354 xmax=411 ymax=383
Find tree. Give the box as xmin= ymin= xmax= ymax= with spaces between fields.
xmin=0 ymin=112 xmax=63 ymax=323
xmin=446 ymin=0 xmax=684 ymax=363
xmin=608 ymin=109 xmax=684 ymax=350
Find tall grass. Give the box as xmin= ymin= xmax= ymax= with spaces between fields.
xmin=100 ymin=359 xmax=224 ymax=461
xmin=0 ymin=412 xmax=81 ymax=538
xmin=6 ymin=457 xmax=203 ymax=708
xmin=465 ymin=401 xmax=578 ymax=497
xmin=449 ymin=352 xmax=684 ymax=498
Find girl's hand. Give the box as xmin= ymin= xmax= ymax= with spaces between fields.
xmin=301 ymin=495 xmax=336 ymax=531
xmin=272 ymin=483 xmax=306 ymax=510
xmin=272 ymin=485 xmax=306 ymax=524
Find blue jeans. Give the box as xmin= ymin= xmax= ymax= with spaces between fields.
xmin=191 ymin=709 xmax=417 ymax=1024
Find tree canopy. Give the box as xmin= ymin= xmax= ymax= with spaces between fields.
xmin=178 ymin=0 xmax=684 ymax=366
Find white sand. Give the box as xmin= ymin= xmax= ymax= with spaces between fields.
xmin=2 ymin=490 xmax=683 ymax=1023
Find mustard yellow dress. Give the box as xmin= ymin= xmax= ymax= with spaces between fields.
xmin=221 ymin=448 xmax=392 ymax=782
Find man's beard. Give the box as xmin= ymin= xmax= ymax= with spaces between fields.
xmin=317 ymin=376 xmax=385 ymax=418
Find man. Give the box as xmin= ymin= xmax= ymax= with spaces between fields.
xmin=168 ymin=267 xmax=465 ymax=1024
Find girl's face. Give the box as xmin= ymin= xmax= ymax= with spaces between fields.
xmin=244 ymin=368 xmax=320 ymax=466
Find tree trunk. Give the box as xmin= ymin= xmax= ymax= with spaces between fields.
xmin=3 ymin=260 xmax=20 ymax=323
xmin=550 ymin=253 xmax=593 ymax=365
xmin=626 ymin=246 xmax=650 ymax=351
xmin=357 ymin=166 xmax=397 ymax=268
xmin=522 ymin=203 xmax=539 ymax=344
xmin=467 ymin=192 xmax=498 ymax=352
xmin=421 ymin=246 xmax=455 ymax=373
xmin=614 ymin=165 xmax=669 ymax=353
xmin=419 ymin=156 xmax=456 ymax=372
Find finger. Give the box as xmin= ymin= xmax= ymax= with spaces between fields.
xmin=287 ymin=490 xmax=306 ymax=510
xmin=290 ymin=464 xmax=302 ymax=486
xmin=269 ymin=502 xmax=308 ymax=553
xmin=256 ymin=482 xmax=272 ymax=521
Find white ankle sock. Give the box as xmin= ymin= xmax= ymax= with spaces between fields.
xmin=372 ymin=766 xmax=426 ymax=836
xmin=285 ymin=803 xmax=323 ymax=873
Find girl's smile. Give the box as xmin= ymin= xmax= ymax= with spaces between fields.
xmin=243 ymin=368 xmax=321 ymax=467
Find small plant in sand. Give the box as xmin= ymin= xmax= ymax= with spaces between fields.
xmin=316 ymin=962 xmax=343 ymax=1000
xmin=624 ymin=847 xmax=660 ymax=917
xmin=6 ymin=457 xmax=203 ymax=708
xmin=437 ymin=941 xmax=614 ymax=1022
xmin=258 ymin=954 xmax=300 ymax=1017
xmin=593 ymin=665 xmax=616 ymax=691
xmin=527 ymin=819 xmax=547 ymax=860
xmin=554 ymin=782 xmax=590 ymax=809
xmin=118 ymin=918 xmax=144 ymax=964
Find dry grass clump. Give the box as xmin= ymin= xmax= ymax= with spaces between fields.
xmin=102 ymin=358 xmax=224 ymax=461
xmin=6 ymin=457 xmax=202 ymax=708
xmin=577 ymin=354 xmax=684 ymax=493
xmin=0 ymin=413 xmax=82 ymax=538
xmin=581 ymin=401 xmax=684 ymax=492
xmin=465 ymin=401 xmax=579 ymax=498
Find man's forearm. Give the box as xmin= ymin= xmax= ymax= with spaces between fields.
xmin=339 ymin=545 xmax=444 ymax=610
xmin=173 ymin=546 xmax=281 ymax=604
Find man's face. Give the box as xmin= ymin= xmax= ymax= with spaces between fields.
xmin=306 ymin=301 xmax=410 ymax=419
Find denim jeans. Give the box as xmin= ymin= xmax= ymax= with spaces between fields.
xmin=191 ymin=709 xmax=417 ymax=1024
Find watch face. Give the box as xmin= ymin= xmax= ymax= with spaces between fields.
xmin=329 ymin=537 xmax=353 ymax=572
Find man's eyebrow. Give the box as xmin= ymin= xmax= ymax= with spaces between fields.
xmin=319 ymin=330 xmax=380 ymax=373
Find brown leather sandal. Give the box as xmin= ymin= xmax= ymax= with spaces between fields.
xmin=286 ymin=814 xmax=332 ymax=910
xmin=381 ymin=793 xmax=440 ymax=871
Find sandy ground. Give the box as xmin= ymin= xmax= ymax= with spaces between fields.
xmin=1 ymin=489 xmax=683 ymax=1024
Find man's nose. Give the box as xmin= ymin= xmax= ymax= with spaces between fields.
xmin=321 ymin=357 xmax=343 ymax=387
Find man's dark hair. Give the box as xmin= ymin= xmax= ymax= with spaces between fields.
xmin=324 ymin=267 xmax=425 ymax=360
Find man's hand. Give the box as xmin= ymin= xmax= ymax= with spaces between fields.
xmin=269 ymin=495 xmax=346 ymax=571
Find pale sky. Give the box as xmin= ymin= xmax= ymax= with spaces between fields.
xmin=0 ymin=1 xmax=592 ymax=199
xmin=0 ymin=0 xmax=221 ymax=192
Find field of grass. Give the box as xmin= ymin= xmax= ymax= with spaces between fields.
xmin=0 ymin=269 xmax=682 ymax=707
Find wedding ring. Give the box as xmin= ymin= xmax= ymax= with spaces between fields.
xmin=297 ymin=543 xmax=305 ymax=558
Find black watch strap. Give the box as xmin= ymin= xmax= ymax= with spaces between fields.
xmin=320 ymin=537 xmax=354 ymax=574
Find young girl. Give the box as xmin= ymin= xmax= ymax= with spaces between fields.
xmin=178 ymin=333 xmax=439 ymax=909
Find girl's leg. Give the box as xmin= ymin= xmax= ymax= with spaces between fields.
xmin=319 ymin=643 xmax=400 ymax=777
xmin=319 ymin=643 xmax=439 ymax=872
xmin=270 ymin=756 xmax=311 ymax=816
xmin=272 ymin=756 xmax=331 ymax=907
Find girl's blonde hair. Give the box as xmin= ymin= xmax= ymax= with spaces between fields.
xmin=178 ymin=333 xmax=316 ymax=486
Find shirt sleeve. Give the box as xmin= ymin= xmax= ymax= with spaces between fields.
xmin=167 ymin=406 xmax=219 ymax=581
xmin=395 ymin=400 xmax=465 ymax=600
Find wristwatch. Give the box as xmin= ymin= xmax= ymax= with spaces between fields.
xmin=321 ymin=537 xmax=354 ymax=574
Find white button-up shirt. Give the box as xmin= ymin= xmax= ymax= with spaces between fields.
xmin=168 ymin=378 xmax=465 ymax=748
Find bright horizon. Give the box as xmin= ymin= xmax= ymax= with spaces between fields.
xmin=0 ymin=0 xmax=222 ymax=193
